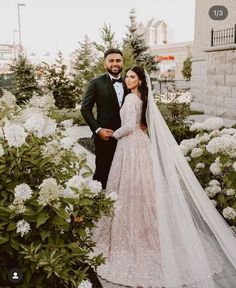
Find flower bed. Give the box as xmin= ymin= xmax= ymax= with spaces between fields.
xmin=0 ymin=91 xmax=115 ymax=287
xmin=180 ymin=117 xmax=236 ymax=228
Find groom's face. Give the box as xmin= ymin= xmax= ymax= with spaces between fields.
xmin=104 ymin=53 xmax=123 ymax=77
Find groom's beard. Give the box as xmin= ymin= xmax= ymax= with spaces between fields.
xmin=106 ymin=67 xmax=122 ymax=77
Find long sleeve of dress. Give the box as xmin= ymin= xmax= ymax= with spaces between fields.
xmin=113 ymin=95 xmax=138 ymax=140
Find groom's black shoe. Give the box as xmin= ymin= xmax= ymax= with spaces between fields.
xmin=88 ymin=267 xmax=103 ymax=288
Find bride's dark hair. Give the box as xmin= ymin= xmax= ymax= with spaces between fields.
xmin=126 ymin=65 xmax=148 ymax=126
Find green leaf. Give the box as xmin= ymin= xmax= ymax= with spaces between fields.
xmin=25 ymin=269 xmax=32 ymax=284
xmin=55 ymin=208 xmax=69 ymax=220
xmin=79 ymin=198 xmax=93 ymax=206
xmin=10 ymin=237 xmax=19 ymax=251
xmin=52 ymin=215 xmax=66 ymax=226
xmin=36 ymin=211 xmax=49 ymax=228
xmin=82 ymin=172 xmax=93 ymax=178
xmin=40 ymin=231 xmax=50 ymax=241
xmin=0 ymin=234 xmax=9 ymax=244
xmin=78 ymin=228 xmax=86 ymax=238
xmin=7 ymin=222 xmax=16 ymax=231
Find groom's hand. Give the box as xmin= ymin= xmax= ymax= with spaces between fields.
xmin=140 ymin=124 xmax=148 ymax=132
xmin=98 ymin=128 xmax=114 ymax=140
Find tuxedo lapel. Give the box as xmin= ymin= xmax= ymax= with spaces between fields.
xmin=105 ymin=74 xmax=120 ymax=109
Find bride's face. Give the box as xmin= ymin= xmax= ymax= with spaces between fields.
xmin=125 ymin=70 xmax=140 ymax=90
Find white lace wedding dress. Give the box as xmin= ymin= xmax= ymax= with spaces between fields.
xmin=93 ymin=93 xmax=161 ymax=286
xmin=92 ymin=93 xmax=236 ymax=288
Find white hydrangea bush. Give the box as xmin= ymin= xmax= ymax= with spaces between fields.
xmin=180 ymin=117 xmax=236 ymax=226
xmin=0 ymin=90 xmax=115 ymax=287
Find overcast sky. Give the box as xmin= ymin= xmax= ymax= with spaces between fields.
xmin=0 ymin=0 xmax=195 ymax=57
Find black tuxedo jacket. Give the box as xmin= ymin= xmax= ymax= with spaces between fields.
xmin=81 ymin=74 xmax=129 ymax=133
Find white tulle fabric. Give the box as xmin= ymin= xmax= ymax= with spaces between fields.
xmin=145 ymin=70 xmax=236 ymax=287
xmin=92 ymin=74 xmax=236 ymax=288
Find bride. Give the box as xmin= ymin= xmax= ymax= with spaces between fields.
xmin=92 ymin=65 xmax=236 ymax=288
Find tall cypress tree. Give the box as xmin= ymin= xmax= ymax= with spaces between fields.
xmin=43 ymin=51 xmax=76 ymax=109
xmin=71 ymin=35 xmax=96 ymax=103
xmin=93 ymin=23 xmax=120 ymax=75
xmin=123 ymin=9 xmax=156 ymax=72
xmin=10 ymin=55 xmax=40 ymax=105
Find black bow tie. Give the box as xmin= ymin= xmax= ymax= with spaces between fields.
xmin=112 ymin=78 xmax=122 ymax=84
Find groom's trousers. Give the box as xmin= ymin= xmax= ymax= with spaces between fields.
xmin=93 ymin=135 xmax=117 ymax=189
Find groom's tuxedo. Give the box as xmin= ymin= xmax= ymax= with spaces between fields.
xmin=81 ymin=74 xmax=129 ymax=189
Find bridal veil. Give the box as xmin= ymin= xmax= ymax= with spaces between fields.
xmin=145 ymin=70 xmax=236 ymax=288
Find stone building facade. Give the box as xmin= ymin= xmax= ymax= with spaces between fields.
xmin=139 ymin=18 xmax=193 ymax=81
xmin=191 ymin=0 xmax=236 ymax=118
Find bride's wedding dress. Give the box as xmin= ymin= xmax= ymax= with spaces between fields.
xmin=92 ymin=74 xmax=236 ymax=287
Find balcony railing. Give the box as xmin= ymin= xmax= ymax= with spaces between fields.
xmin=211 ymin=24 xmax=236 ymax=46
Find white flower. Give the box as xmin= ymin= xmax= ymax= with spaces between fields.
xmin=0 ymin=90 xmax=16 ymax=108
xmin=3 ymin=123 xmax=27 ymax=147
xmin=66 ymin=175 xmax=86 ymax=190
xmin=16 ymin=220 xmax=31 ymax=237
xmin=202 ymin=118 xmax=223 ymax=131
xmin=63 ymin=187 xmax=77 ymax=199
xmin=209 ymin=179 xmax=220 ymax=186
xmin=86 ymin=180 xmax=102 ymax=195
xmin=232 ymin=162 xmax=236 ymax=171
xmin=196 ymin=133 xmax=210 ymax=143
xmin=191 ymin=147 xmax=203 ymax=158
xmin=24 ymin=113 xmax=57 ymax=138
xmin=43 ymin=117 xmax=57 ymax=137
xmin=9 ymin=199 xmax=26 ymax=214
xmin=38 ymin=178 xmax=61 ymax=206
xmin=220 ymin=128 xmax=236 ymax=136
xmin=0 ymin=144 xmax=4 ymax=156
xmin=77 ymin=280 xmax=92 ymax=288
xmin=20 ymin=107 xmax=41 ymax=122
xmin=224 ymin=189 xmax=235 ymax=196
xmin=185 ymin=156 xmax=191 ymax=162
xmin=206 ymin=137 xmax=236 ymax=158
xmin=190 ymin=122 xmax=203 ymax=132
xmin=210 ymin=162 xmax=222 ymax=175
xmin=41 ymin=140 xmax=60 ymax=157
xmin=61 ymin=119 xmax=73 ymax=129
xmin=65 ymin=204 xmax=74 ymax=214
xmin=196 ymin=163 xmax=205 ymax=169
xmin=205 ymin=185 xmax=221 ymax=198
xmin=223 ymin=207 xmax=236 ymax=220
xmin=107 ymin=191 xmax=118 ymax=201
xmin=29 ymin=94 xmax=55 ymax=111
xmin=179 ymin=139 xmax=200 ymax=156
xmin=14 ymin=183 xmax=32 ymax=201
xmin=191 ymin=118 xmax=223 ymax=133
xmin=209 ymin=130 xmax=221 ymax=138
xmin=211 ymin=200 xmax=217 ymax=206
xmin=60 ymin=137 xmax=74 ymax=150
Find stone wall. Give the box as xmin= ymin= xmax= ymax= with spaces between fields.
xmin=191 ymin=0 xmax=236 ymax=112
xmin=205 ymin=46 xmax=236 ymax=118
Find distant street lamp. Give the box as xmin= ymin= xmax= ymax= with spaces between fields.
xmin=12 ymin=29 xmax=19 ymax=58
xmin=17 ymin=3 xmax=26 ymax=49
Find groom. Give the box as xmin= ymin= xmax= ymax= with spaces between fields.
xmin=81 ymin=48 xmax=128 ymax=189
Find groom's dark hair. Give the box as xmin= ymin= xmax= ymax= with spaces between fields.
xmin=104 ymin=48 xmax=123 ymax=59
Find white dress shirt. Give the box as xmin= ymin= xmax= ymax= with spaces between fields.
xmin=95 ymin=74 xmax=124 ymax=134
